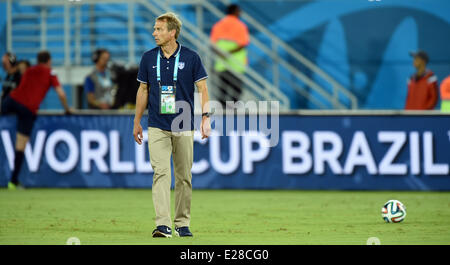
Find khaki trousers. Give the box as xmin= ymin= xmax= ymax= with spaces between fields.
xmin=148 ymin=127 xmax=194 ymax=228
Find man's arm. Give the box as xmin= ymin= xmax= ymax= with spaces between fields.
xmin=84 ymin=76 xmax=110 ymax=109
xmin=425 ymin=81 xmax=438 ymax=110
xmin=228 ymin=45 xmax=246 ymax=54
xmin=133 ymin=82 xmax=149 ymax=144
xmin=54 ymin=85 xmax=71 ymax=114
xmin=211 ymin=44 xmax=245 ymax=60
xmin=87 ymin=92 xmax=110 ymax=109
xmin=196 ymin=79 xmax=211 ymax=139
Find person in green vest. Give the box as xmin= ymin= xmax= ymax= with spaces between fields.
xmin=210 ymin=4 xmax=249 ymax=108
xmin=440 ymin=75 xmax=450 ymax=112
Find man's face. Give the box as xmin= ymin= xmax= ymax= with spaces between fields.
xmin=97 ymin=52 xmax=110 ymax=68
xmin=2 ymin=55 xmax=12 ymax=71
xmin=413 ymin=56 xmax=425 ymax=70
xmin=17 ymin=62 xmax=28 ymax=74
xmin=153 ymin=19 xmax=175 ymax=46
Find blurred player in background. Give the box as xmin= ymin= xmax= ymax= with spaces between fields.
xmin=1 ymin=51 xmax=71 ymax=190
xmin=405 ymin=50 xmax=438 ymax=110
xmin=133 ymin=12 xmax=211 ymax=238
xmin=1 ymin=52 xmax=22 ymax=106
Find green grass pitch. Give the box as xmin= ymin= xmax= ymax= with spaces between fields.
xmin=1 ymin=189 xmax=449 ymax=245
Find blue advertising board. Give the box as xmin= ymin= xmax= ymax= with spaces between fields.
xmin=0 ymin=114 xmax=449 ymax=190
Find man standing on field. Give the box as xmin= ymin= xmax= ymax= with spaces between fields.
xmin=133 ymin=12 xmax=212 ymax=238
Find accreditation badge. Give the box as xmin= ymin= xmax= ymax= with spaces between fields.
xmin=160 ymin=85 xmax=176 ymax=114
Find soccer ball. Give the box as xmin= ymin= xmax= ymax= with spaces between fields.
xmin=381 ymin=200 xmax=406 ymax=223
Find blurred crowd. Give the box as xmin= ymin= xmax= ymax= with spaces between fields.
xmin=0 ymin=48 xmax=139 ymax=113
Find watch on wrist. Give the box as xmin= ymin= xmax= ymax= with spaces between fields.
xmin=202 ymin=112 xmax=212 ymax=118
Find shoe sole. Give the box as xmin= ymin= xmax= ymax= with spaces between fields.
xmin=152 ymin=231 xmax=172 ymax=238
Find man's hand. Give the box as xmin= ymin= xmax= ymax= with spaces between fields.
xmin=64 ymin=108 xmax=74 ymax=115
xmin=133 ymin=121 xmax=144 ymax=145
xmin=200 ymin=116 xmax=211 ymax=139
xmin=99 ymin=103 xmax=111 ymax=109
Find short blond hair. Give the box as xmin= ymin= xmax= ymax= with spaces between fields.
xmin=156 ymin=12 xmax=182 ymax=40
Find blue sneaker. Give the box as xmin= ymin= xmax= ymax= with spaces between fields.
xmin=152 ymin=225 xmax=172 ymax=238
xmin=175 ymin=226 xmax=193 ymax=237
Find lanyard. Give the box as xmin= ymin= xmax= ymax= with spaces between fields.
xmin=96 ymin=70 xmax=111 ymax=87
xmin=157 ymin=48 xmax=180 ymax=88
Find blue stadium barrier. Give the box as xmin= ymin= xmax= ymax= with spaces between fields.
xmin=1 ymin=113 xmax=449 ymax=190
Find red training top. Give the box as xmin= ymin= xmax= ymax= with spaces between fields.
xmin=405 ymin=70 xmax=438 ymax=110
xmin=10 ymin=64 xmax=60 ymax=114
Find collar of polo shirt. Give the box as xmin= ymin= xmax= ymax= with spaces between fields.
xmin=159 ymin=41 xmax=182 ymax=59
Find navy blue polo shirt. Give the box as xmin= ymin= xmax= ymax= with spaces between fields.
xmin=137 ymin=42 xmax=208 ymax=131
